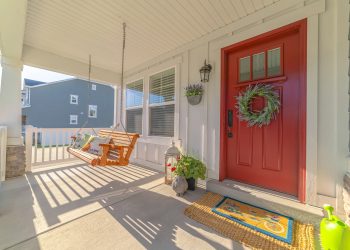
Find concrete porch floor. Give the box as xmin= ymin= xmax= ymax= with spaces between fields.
xmin=0 ymin=161 xmax=246 ymax=250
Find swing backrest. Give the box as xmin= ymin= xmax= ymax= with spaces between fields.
xmin=98 ymin=129 xmax=139 ymax=160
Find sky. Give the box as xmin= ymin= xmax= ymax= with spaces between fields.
xmin=23 ymin=65 xmax=74 ymax=83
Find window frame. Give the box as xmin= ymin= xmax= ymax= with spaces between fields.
xmin=125 ymin=78 xmax=144 ymax=134
xmin=123 ymin=63 xmax=179 ymax=141
xmin=91 ymin=84 xmax=96 ymax=90
xmin=70 ymin=94 xmax=79 ymax=104
xmin=70 ymin=115 xmax=78 ymax=125
xmin=148 ymin=66 xmax=176 ymax=138
xmin=88 ymin=105 xmax=98 ymax=118
xmin=237 ymin=43 xmax=284 ymax=84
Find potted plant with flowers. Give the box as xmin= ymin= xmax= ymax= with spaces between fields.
xmin=185 ymin=83 xmax=203 ymax=105
xmin=172 ymin=155 xmax=206 ymax=190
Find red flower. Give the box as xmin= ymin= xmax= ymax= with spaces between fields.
xmin=166 ymin=163 xmax=171 ymax=167
xmin=171 ymin=167 xmax=176 ymax=172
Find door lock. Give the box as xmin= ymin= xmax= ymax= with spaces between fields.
xmin=227 ymin=109 xmax=233 ymax=138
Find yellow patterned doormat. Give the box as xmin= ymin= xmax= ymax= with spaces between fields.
xmin=184 ymin=192 xmax=315 ymax=250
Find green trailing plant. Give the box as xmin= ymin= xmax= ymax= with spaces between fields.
xmin=173 ymin=155 xmax=206 ymax=180
xmin=185 ymin=84 xmax=203 ymax=97
xmin=236 ymin=84 xmax=280 ymax=127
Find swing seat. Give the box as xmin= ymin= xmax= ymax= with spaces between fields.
xmin=68 ymin=129 xmax=139 ymax=167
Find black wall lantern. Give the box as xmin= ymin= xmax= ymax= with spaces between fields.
xmin=200 ymin=60 xmax=212 ymax=83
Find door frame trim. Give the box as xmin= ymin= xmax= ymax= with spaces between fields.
xmin=220 ymin=19 xmax=307 ymax=202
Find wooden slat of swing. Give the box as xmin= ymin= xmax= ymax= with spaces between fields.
xmin=67 ymin=130 xmax=139 ymax=167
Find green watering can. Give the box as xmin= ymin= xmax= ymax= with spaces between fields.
xmin=320 ymin=204 xmax=350 ymax=250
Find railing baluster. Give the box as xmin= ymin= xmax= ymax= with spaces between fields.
xmin=24 ymin=125 xmax=33 ymax=172
xmin=63 ymin=130 xmax=66 ymax=160
xmin=0 ymin=126 xmax=7 ymax=181
xmin=55 ymin=129 xmax=59 ymax=161
xmin=61 ymin=130 xmax=64 ymax=160
xmin=68 ymin=130 xmax=72 ymax=159
xmin=34 ymin=128 xmax=38 ymax=164
xmin=41 ymin=129 xmax=45 ymax=163
xmin=49 ymin=129 xmax=52 ymax=162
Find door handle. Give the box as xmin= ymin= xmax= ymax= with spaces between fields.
xmin=228 ymin=110 xmax=233 ymax=128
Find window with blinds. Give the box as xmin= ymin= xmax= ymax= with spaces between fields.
xmin=149 ymin=68 xmax=175 ymax=104
xmin=126 ymin=109 xmax=143 ymax=134
xmin=126 ymin=79 xmax=143 ymax=134
xmin=126 ymin=79 xmax=144 ymax=108
xmin=149 ymin=68 xmax=175 ymax=137
xmin=149 ymin=105 xmax=174 ymax=137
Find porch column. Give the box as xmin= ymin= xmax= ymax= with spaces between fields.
xmin=0 ymin=56 xmax=26 ymax=177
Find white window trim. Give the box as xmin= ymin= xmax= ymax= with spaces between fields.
xmin=70 ymin=94 xmax=78 ymax=104
xmin=123 ymin=63 xmax=179 ymax=141
xmin=70 ymin=115 xmax=78 ymax=125
xmin=88 ymin=105 xmax=97 ymax=118
xmin=125 ymin=78 xmax=144 ymax=134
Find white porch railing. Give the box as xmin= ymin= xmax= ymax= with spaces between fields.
xmin=0 ymin=126 xmax=7 ymax=181
xmin=24 ymin=126 xmax=105 ymax=170
xmin=24 ymin=125 xmax=175 ymax=172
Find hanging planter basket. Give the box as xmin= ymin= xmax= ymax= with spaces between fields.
xmin=187 ymin=95 xmax=202 ymax=105
xmin=185 ymin=83 xmax=203 ymax=105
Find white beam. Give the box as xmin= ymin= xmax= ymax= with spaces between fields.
xmin=0 ymin=0 xmax=27 ymax=58
xmin=22 ymin=45 xmax=121 ymax=86
xmin=0 ymin=0 xmax=27 ymax=146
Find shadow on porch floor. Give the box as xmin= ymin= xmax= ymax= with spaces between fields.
xmin=0 ymin=161 xmax=245 ymax=250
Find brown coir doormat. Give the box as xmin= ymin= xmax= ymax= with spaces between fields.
xmin=184 ymin=192 xmax=315 ymax=250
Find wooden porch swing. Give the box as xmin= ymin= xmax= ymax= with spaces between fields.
xmin=67 ymin=23 xmax=139 ymax=167
xmin=68 ymin=130 xmax=139 ymax=166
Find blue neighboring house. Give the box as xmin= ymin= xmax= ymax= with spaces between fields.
xmin=22 ymin=78 xmax=115 ymax=128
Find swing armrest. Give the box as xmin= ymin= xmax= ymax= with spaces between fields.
xmin=98 ymin=144 xmax=128 ymax=165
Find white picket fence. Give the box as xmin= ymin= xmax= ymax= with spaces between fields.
xmin=0 ymin=126 xmax=7 ymax=182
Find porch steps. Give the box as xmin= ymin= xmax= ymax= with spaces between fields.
xmin=206 ymin=179 xmax=323 ymax=226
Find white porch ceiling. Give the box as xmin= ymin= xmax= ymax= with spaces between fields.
xmin=24 ymin=0 xmax=281 ymax=73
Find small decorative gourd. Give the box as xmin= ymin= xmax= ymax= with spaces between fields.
xmin=172 ymin=176 xmax=188 ymax=196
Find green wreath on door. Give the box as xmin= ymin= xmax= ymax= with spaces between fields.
xmin=236 ymin=84 xmax=280 ymax=127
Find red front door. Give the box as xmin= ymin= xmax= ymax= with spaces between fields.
xmin=220 ymin=20 xmax=306 ymax=199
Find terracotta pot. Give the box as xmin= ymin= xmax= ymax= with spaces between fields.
xmin=187 ymin=95 xmax=202 ymax=105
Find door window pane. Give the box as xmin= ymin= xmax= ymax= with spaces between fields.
xmin=268 ymin=48 xmax=281 ymax=77
xmin=253 ymin=52 xmax=265 ymax=79
xmin=239 ymin=56 xmax=250 ymax=82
